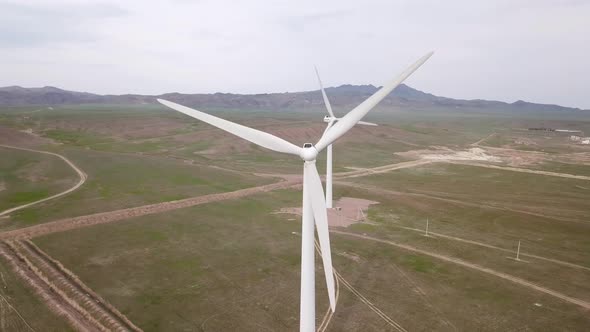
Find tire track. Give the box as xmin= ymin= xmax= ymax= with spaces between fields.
xmin=388 ymin=262 xmax=457 ymax=331
xmin=334 ymin=270 xmax=407 ymax=332
xmin=332 ymin=230 xmax=590 ymax=311
xmin=0 ymin=145 xmax=87 ymax=217
xmin=314 ymin=241 xmax=406 ymax=332
xmin=316 ymin=242 xmax=340 ymax=332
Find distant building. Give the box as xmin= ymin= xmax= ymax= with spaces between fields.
xmin=555 ymin=129 xmax=583 ymax=134
xmin=528 ymin=127 xmax=554 ymax=132
xmin=570 ymin=135 xmax=590 ymax=144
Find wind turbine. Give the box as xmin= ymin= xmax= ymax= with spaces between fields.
xmin=157 ymin=51 xmax=433 ymax=332
xmin=314 ymin=67 xmax=378 ymax=209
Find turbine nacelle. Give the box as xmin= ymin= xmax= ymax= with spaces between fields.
xmin=323 ymin=115 xmax=335 ymax=123
xmin=300 ymin=143 xmax=318 ymax=161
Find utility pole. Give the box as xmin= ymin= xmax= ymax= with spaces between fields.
xmin=507 ymin=240 xmax=527 ymax=262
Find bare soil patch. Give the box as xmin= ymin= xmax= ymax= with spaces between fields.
xmin=396 ymin=147 xmax=500 ymax=163
xmin=0 ymin=126 xmax=54 ymax=148
xmin=276 ymin=196 xmax=379 ymax=227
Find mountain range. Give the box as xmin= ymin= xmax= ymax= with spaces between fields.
xmin=0 ymin=84 xmax=585 ymax=113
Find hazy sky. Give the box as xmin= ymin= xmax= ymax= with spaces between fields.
xmin=1 ymin=0 xmax=589 ymax=108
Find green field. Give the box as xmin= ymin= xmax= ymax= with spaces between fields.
xmin=34 ymin=185 xmax=590 ymax=331
xmin=2 ymin=148 xmax=273 ymax=231
xmin=1 ymin=103 xmax=589 ymax=331
xmin=0 ymin=147 xmax=77 ymax=212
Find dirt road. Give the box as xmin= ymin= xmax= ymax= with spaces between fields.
xmin=3 ymin=154 xmax=587 ymax=241
xmin=332 ymin=230 xmax=590 ymax=311
xmin=450 ymin=161 xmax=590 ymax=181
xmin=335 ymin=160 xmax=434 ymax=179
xmin=0 ymin=145 xmax=87 ymax=217
xmin=397 ymin=225 xmax=590 ymax=272
xmin=0 ymin=178 xmax=301 ymax=240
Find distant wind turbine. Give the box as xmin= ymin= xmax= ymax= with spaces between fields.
xmin=157 ymin=51 xmax=433 ymax=332
xmin=314 ymin=67 xmax=377 ymax=209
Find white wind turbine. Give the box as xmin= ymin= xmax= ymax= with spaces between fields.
xmin=158 ymin=51 xmax=433 ymax=332
xmin=314 ymin=67 xmax=378 ymax=209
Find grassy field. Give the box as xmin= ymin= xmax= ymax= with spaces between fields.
xmin=527 ymin=161 xmax=590 ymax=177
xmin=34 ymin=189 xmax=305 ymax=331
xmin=0 ymin=147 xmax=77 ymax=212
xmin=1 ymin=104 xmax=590 ymax=330
xmin=349 ymin=163 xmax=590 ymax=225
xmin=34 ymin=186 xmax=590 ymax=331
xmin=2 ymin=147 xmax=273 ymax=231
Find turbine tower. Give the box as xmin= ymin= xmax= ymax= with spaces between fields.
xmin=314 ymin=67 xmax=377 ymax=208
xmin=158 ymin=51 xmax=433 ymax=332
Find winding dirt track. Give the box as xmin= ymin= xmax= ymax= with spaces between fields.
xmin=331 ymin=230 xmax=590 ymax=311
xmin=0 ymin=145 xmax=87 ymax=217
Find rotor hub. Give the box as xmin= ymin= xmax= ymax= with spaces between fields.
xmin=300 ymin=143 xmax=318 ymax=161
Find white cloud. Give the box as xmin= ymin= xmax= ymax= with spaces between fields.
xmin=1 ymin=0 xmax=589 ymax=108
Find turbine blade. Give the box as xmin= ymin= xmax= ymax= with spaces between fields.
xmin=158 ymin=99 xmax=301 ymax=156
xmin=315 ymin=51 xmax=434 ymax=151
xmin=357 ymin=120 xmax=377 ymax=126
xmin=305 ymin=162 xmax=336 ymax=312
xmin=314 ymin=66 xmax=336 ymax=118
